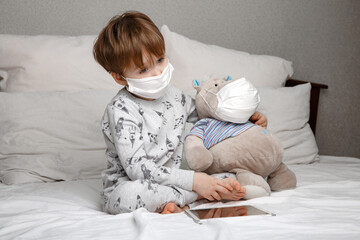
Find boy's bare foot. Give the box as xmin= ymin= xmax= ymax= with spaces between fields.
xmin=161 ymin=202 xmax=189 ymax=214
xmin=219 ymin=178 xmax=246 ymax=200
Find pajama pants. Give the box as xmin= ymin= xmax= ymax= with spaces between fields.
xmin=102 ymin=173 xmax=236 ymax=214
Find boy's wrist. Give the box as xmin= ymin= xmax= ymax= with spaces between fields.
xmin=192 ymin=172 xmax=203 ymax=192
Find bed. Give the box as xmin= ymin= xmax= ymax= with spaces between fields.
xmin=0 ymin=25 xmax=359 ymax=240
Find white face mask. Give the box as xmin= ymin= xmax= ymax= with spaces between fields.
xmin=123 ymin=63 xmax=174 ymax=99
xmin=200 ymin=78 xmax=260 ymax=123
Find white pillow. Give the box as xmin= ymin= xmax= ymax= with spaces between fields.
xmin=0 ymin=89 xmax=118 ymax=184
xmin=257 ymin=83 xmax=319 ymax=164
xmin=161 ymin=25 xmax=294 ymax=95
xmin=0 ymin=34 xmax=117 ymax=92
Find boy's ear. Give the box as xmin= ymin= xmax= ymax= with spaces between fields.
xmin=193 ymin=79 xmax=201 ymax=92
xmin=111 ymin=72 xmax=127 ymax=86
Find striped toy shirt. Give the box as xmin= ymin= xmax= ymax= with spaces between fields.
xmin=187 ymin=118 xmax=255 ymax=149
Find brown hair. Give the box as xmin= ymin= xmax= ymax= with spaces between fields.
xmin=93 ymin=11 xmax=165 ymax=75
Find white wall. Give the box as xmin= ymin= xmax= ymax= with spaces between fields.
xmin=0 ymin=0 xmax=359 ymax=157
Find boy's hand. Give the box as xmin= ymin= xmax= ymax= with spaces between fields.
xmin=193 ymin=172 xmax=233 ymax=201
xmin=250 ymin=111 xmax=268 ymax=128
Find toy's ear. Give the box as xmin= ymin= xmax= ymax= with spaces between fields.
xmin=193 ymin=79 xmax=201 ymax=92
xmin=225 ymin=75 xmax=232 ymax=81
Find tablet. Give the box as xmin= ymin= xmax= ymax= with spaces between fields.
xmin=185 ymin=205 xmax=275 ymax=224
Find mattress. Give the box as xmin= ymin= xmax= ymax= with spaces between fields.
xmin=0 ymin=155 xmax=359 ymax=240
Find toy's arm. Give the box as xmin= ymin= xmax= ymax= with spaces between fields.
xmin=184 ymin=135 xmax=213 ymax=171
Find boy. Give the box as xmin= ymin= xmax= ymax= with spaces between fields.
xmin=93 ymin=11 xmax=266 ymax=214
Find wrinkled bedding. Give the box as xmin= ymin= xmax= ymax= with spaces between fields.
xmin=0 ymin=155 xmax=359 ymax=240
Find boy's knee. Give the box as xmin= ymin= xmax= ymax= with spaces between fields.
xmin=104 ymin=199 xmax=131 ymax=214
xmin=104 ymin=192 xmax=129 ymax=214
xmin=104 ymin=180 xmax=159 ymax=214
xmin=104 ymin=181 xmax=139 ymax=214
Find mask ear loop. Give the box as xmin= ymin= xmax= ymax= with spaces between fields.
xmin=199 ymin=89 xmax=217 ymax=112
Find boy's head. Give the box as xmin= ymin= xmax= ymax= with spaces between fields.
xmin=93 ymin=11 xmax=165 ymax=80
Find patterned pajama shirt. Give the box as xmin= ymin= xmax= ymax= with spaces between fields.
xmin=101 ymin=85 xmax=198 ymax=214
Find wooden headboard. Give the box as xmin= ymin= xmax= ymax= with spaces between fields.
xmin=285 ymin=79 xmax=328 ymax=136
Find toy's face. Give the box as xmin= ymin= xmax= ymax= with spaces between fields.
xmin=193 ymin=76 xmax=260 ymax=123
xmin=194 ymin=77 xmax=233 ymax=120
xmin=200 ymin=78 xmax=228 ymax=94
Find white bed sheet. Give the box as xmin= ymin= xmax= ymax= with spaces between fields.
xmin=0 ymin=155 xmax=359 ymax=240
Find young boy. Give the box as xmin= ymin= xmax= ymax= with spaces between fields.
xmin=93 ymin=11 xmax=266 ymax=214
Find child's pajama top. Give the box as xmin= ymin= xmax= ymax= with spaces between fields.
xmin=101 ymin=85 xmax=198 ymax=214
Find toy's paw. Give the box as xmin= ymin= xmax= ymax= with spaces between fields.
xmin=186 ymin=145 xmax=213 ymax=171
xmin=243 ymin=185 xmax=270 ymax=200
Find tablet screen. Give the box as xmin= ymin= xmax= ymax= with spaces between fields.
xmin=186 ymin=205 xmax=274 ymax=221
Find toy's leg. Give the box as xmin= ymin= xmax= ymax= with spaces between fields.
xmin=184 ymin=135 xmax=213 ymax=171
xmin=233 ymin=168 xmax=271 ymax=200
xmin=267 ymin=163 xmax=297 ymax=191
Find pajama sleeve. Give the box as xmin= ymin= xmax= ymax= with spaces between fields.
xmin=106 ymin=106 xmax=194 ymax=192
xmin=184 ymin=94 xmax=199 ymax=123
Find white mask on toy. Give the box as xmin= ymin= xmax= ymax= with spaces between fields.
xmin=123 ymin=63 xmax=174 ymax=99
xmin=200 ymin=77 xmax=260 ymax=123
